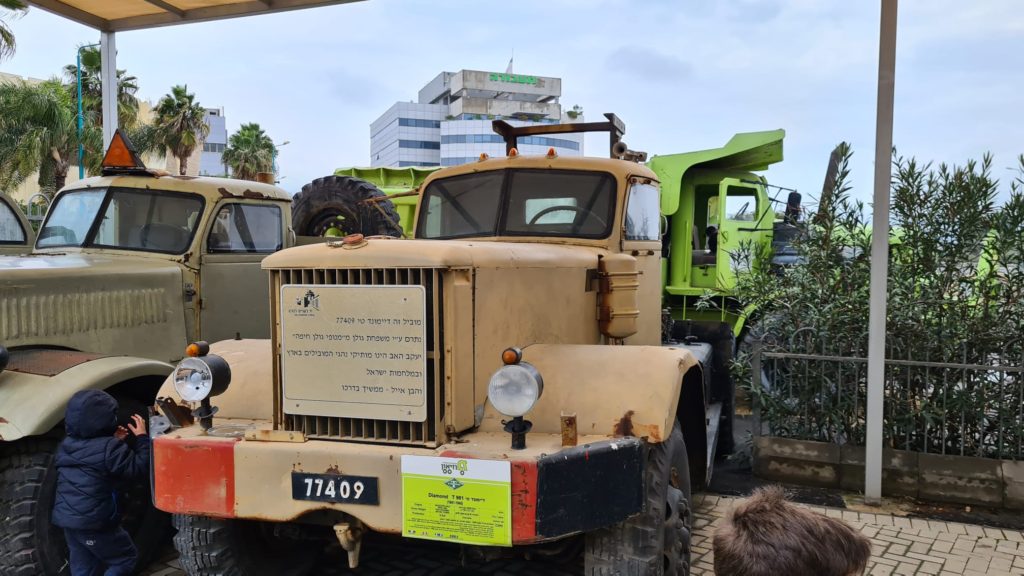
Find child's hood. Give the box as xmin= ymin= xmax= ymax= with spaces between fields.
xmin=65 ymin=389 xmax=118 ymax=439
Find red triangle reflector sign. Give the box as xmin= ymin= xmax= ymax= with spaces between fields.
xmin=102 ymin=129 xmax=146 ymax=170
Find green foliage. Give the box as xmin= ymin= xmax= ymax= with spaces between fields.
xmin=64 ymin=46 xmax=141 ymax=131
xmin=222 ymin=123 xmax=276 ymax=181
xmin=735 ymin=145 xmax=1024 ymax=459
xmin=0 ymin=0 xmax=26 ymax=62
xmin=0 ymin=79 xmax=100 ymax=197
xmin=153 ymin=85 xmax=210 ymax=176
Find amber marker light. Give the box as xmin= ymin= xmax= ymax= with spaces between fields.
xmin=479 ymin=153 xmax=489 ymax=161
xmin=508 ymin=148 xmax=519 ymax=157
xmin=501 ymin=347 xmax=522 ymax=365
xmin=546 ymin=147 xmax=557 ymax=158
xmin=101 ymin=129 xmax=145 ymax=170
xmin=186 ymin=341 xmax=210 ymax=358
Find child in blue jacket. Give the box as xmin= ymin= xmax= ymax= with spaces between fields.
xmin=51 ymin=389 xmax=150 ymax=576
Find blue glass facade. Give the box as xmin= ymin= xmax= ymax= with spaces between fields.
xmin=399 ymin=118 xmax=441 ymax=129
xmin=399 ymin=140 xmax=441 ymax=150
xmin=440 ymin=134 xmax=580 ymax=151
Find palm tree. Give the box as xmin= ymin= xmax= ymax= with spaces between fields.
xmin=63 ymin=46 xmax=140 ymax=130
xmin=0 ymin=79 xmax=101 ymax=196
xmin=153 ymin=85 xmax=209 ymax=176
xmin=222 ymin=123 xmax=277 ymax=181
xmin=0 ymin=0 xmax=26 ymax=62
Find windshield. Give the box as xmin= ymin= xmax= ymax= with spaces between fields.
xmin=37 ymin=187 xmax=205 ymax=254
xmin=417 ymin=169 xmax=615 ymax=239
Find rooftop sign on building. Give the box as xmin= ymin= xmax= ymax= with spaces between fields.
xmin=488 ymin=73 xmax=539 ymax=86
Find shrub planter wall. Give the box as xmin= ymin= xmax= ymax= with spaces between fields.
xmin=754 ymin=436 xmax=1024 ymax=509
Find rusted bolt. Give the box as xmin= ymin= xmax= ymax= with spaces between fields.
xmin=560 ymin=412 xmax=578 ymax=447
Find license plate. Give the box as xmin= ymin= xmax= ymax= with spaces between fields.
xmin=291 ymin=472 xmax=379 ymax=505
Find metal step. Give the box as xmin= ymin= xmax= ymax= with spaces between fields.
xmin=705 ymin=401 xmax=723 ymax=485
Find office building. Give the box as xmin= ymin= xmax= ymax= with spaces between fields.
xmin=370 ymin=70 xmax=583 ymax=168
xmin=199 ymin=107 xmax=228 ymax=176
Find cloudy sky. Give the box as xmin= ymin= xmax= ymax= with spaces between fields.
xmin=4 ymin=0 xmax=1023 ymax=202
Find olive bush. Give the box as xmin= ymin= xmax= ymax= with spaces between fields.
xmin=734 ymin=146 xmax=1024 ymax=459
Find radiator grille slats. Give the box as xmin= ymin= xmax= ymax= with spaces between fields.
xmin=273 ymin=267 xmax=444 ymax=447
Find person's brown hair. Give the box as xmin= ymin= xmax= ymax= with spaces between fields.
xmin=713 ymin=486 xmax=872 ymax=576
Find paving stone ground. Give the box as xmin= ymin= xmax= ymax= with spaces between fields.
xmin=145 ymin=493 xmax=1024 ymax=575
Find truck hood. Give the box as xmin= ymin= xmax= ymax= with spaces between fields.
xmin=262 ymin=238 xmax=605 ymax=270
xmin=0 ymin=253 xmax=188 ymax=362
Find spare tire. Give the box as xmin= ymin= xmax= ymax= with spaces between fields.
xmin=291 ymin=175 xmax=403 ymax=238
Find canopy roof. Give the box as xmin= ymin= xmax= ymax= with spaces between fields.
xmin=28 ymin=0 xmax=362 ymax=32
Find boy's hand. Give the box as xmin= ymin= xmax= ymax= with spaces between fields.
xmin=114 ymin=426 xmax=129 ymax=441
xmin=127 ymin=414 xmax=147 ymax=436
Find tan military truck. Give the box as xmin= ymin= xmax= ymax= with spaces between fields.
xmin=0 ymin=132 xmax=414 ymax=576
xmin=152 ymin=117 xmax=717 ymax=575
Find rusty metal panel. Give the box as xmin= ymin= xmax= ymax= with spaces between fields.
xmin=153 ymin=434 xmax=238 ymax=517
xmin=5 ymin=349 xmax=107 ymax=377
xmin=560 ymin=412 xmax=578 ymax=447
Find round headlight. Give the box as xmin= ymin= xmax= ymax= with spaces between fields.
xmin=172 ymin=355 xmax=231 ymax=402
xmin=488 ymin=362 xmax=544 ymax=417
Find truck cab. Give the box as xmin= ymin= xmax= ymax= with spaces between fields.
xmin=0 ymin=132 xmax=294 ymax=576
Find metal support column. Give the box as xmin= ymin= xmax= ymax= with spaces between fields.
xmin=99 ymin=31 xmax=117 ymax=148
xmin=865 ymin=0 xmax=898 ymax=505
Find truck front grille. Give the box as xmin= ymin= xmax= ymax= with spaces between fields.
xmin=272 ymin=267 xmax=444 ymax=447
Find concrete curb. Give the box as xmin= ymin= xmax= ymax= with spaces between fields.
xmin=754 ymin=436 xmax=1024 ymax=509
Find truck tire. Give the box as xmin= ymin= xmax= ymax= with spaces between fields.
xmin=0 ymin=437 xmax=66 ymax=576
xmin=584 ymin=422 xmax=692 ymax=576
xmin=173 ymin=515 xmax=321 ymax=576
xmin=0 ymin=431 xmax=168 ymax=575
xmin=291 ymin=175 xmax=403 ymax=238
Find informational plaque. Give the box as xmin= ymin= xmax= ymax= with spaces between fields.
xmin=401 ymin=455 xmax=512 ymax=547
xmin=280 ymin=284 xmax=427 ymax=421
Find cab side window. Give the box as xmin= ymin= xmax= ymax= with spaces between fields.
xmin=0 ymin=199 xmax=26 ymax=244
xmin=624 ymin=182 xmax=661 ymax=241
xmin=207 ymin=204 xmax=282 ymax=253
xmin=724 ymin=186 xmax=757 ymax=221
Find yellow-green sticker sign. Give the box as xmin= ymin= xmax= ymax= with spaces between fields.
xmin=401 ymin=455 xmax=511 ymax=547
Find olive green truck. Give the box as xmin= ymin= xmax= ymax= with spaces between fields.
xmin=0 ymin=132 xmax=434 ymax=575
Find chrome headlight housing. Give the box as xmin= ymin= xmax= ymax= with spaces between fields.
xmin=172 ymin=355 xmax=231 ymax=402
xmin=487 ymin=362 xmax=544 ymax=417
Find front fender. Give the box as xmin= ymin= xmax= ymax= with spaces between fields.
xmin=0 ymin=353 xmax=173 ymax=441
xmin=156 ymin=338 xmax=273 ymax=420
xmin=478 ymin=344 xmax=701 ymax=444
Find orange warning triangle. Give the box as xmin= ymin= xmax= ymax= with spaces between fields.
xmin=101 ymin=129 xmax=146 ymax=170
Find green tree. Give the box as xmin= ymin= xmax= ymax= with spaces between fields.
xmin=222 ymin=123 xmax=276 ymax=181
xmin=63 ymin=45 xmax=140 ymax=130
xmin=0 ymin=0 xmax=27 ymax=62
xmin=153 ymin=84 xmax=209 ymax=175
xmin=61 ymin=45 xmax=160 ymax=175
xmin=0 ymin=79 xmax=101 ymax=196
